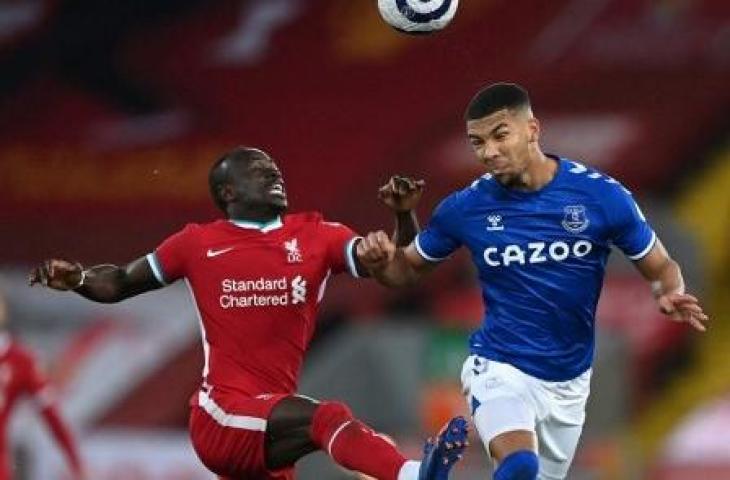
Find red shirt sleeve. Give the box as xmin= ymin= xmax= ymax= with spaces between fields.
xmin=320 ymin=220 xmax=361 ymax=276
xmin=147 ymin=223 xmax=199 ymax=284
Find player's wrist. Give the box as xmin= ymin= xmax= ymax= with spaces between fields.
xmin=71 ymin=269 xmax=87 ymax=290
xmin=650 ymin=281 xmax=663 ymax=298
xmin=651 ymin=280 xmax=684 ymax=298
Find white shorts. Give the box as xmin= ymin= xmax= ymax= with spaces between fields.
xmin=460 ymin=355 xmax=591 ymax=480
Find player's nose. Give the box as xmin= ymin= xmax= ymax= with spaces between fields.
xmin=480 ymin=145 xmax=500 ymax=164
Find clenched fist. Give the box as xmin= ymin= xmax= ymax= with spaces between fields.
xmin=356 ymin=231 xmax=396 ymax=273
xmin=378 ymin=175 xmax=425 ymax=213
xmin=29 ymin=259 xmax=84 ymax=291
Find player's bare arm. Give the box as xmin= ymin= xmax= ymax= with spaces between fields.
xmin=28 ymin=257 xmax=161 ymax=303
xmin=633 ymin=239 xmax=709 ymax=332
xmin=356 ymin=234 xmax=436 ymax=288
xmin=355 ymin=175 xmax=433 ymax=285
xmin=378 ymin=175 xmax=425 ymax=247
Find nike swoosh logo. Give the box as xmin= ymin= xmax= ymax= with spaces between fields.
xmin=206 ymin=247 xmax=234 ymax=258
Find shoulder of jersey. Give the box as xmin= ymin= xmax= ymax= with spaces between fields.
xmin=468 ymin=173 xmax=494 ymax=190
xmin=183 ymin=221 xmax=206 ymax=231
xmin=461 ymin=173 xmax=496 ymax=199
xmin=561 ymin=159 xmax=633 ymax=197
xmin=429 ymin=175 xmax=493 ymax=210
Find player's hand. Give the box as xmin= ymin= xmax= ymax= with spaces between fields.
xmin=378 ymin=175 xmax=425 ymax=213
xmin=28 ymin=259 xmax=84 ymax=291
xmin=657 ymin=292 xmax=709 ymax=332
xmin=356 ymin=231 xmax=396 ymax=272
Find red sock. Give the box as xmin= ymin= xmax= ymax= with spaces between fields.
xmin=310 ymin=401 xmax=407 ymax=480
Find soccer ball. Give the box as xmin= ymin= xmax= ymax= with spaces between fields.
xmin=377 ymin=0 xmax=459 ymax=34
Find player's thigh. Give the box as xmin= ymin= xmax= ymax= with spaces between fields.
xmin=535 ymin=372 xmax=590 ymax=480
xmin=265 ymin=394 xmax=320 ymax=469
xmin=190 ymin=392 xmax=295 ymax=478
xmin=535 ymin=420 xmax=584 ymax=480
xmin=461 ymin=356 xmax=539 ymax=462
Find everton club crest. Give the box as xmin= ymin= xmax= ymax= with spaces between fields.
xmin=562 ymin=205 xmax=589 ymax=233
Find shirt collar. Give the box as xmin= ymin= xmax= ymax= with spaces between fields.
xmin=229 ymin=216 xmax=283 ymax=233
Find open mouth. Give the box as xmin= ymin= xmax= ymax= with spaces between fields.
xmin=269 ymin=183 xmax=286 ymax=197
xmin=488 ymin=162 xmax=510 ymax=175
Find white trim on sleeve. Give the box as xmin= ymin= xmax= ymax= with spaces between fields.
xmin=146 ymin=253 xmax=167 ymax=285
xmin=627 ymin=231 xmax=657 ymax=260
xmin=414 ymin=235 xmax=448 ymax=263
xmin=345 ymin=236 xmax=363 ymax=278
xmin=198 ymin=390 xmax=267 ymax=431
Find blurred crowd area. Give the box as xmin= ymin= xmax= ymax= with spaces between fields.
xmin=0 ymin=0 xmax=729 ymax=479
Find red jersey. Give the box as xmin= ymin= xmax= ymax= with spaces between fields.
xmin=148 ymin=213 xmax=360 ymax=398
xmin=0 ymin=335 xmax=54 ymax=472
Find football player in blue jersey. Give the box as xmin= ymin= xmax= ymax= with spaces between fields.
xmin=359 ymin=83 xmax=709 ymax=480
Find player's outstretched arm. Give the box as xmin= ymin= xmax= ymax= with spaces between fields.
xmin=28 ymin=257 xmax=162 ymax=303
xmin=356 ymin=232 xmax=435 ymax=288
xmin=633 ymin=239 xmax=709 ymax=331
xmin=39 ymin=403 xmax=86 ymax=479
xmin=378 ymin=175 xmax=425 ymax=247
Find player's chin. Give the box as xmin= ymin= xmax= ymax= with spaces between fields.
xmin=493 ymin=172 xmax=514 ymax=185
xmin=269 ymin=198 xmax=288 ymax=214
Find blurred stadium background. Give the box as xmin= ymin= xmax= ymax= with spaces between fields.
xmin=0 ymin=0 xmax=729 ymax=478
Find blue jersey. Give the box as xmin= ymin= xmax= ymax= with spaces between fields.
xmin=416 ymin=156 xmax=656 ymax=381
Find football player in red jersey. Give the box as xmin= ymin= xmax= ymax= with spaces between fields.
xmin=0 ymin=293 xmax=84 ymax=480
xmin=29 ymin=147 xmax=467 ymax=480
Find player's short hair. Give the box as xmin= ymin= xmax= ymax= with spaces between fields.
xmin=465 ymin=83 xmax=531 ymax=121
xmin=208 ymin=147 xmax=269 ymax=213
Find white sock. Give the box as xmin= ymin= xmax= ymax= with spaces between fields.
xmin=397 ymin=460 xmax=421 ymax=480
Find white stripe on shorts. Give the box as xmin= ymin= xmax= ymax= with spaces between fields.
xmin=198 ymin=390 xmax=267 ymax=431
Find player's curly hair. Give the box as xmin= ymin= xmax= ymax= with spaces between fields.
xmin=208 ymin=147 xmax=268 ymax=214
xmin=465 ymin=82 xmax=531 ymax=121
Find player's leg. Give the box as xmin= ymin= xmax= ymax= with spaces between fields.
xmin=264 ymin=395 xmax=319 ymax=468
xmin=534 ymin=370 xmax=591 ymax=480
xmin=266 ymin=395 xmax=468 ymax=480
xmin=461 ymin=356 xmax=540 ymax=480
xmin=490 ymin=431 xmax=540 ymax=480
xmin=534 ymin=421 xmax=583 ymax=480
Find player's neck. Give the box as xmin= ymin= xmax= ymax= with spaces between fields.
xmin=513 ymin=152 xmax=557 ymax=191
xmin=227 ymin=206 xmax=283 ymax=224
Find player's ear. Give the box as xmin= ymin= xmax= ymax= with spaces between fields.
xmin=220 ymin=183 xmax=236 ymax=203
xmin=527 ymin=117 xmax=540 ymax=143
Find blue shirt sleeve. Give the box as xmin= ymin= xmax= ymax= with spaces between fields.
xmin=415 ymin=193 xmax=463 ymax=262
xmin=605 ymin=183 xmax=657 ymax=260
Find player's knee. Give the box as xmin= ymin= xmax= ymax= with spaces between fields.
xmin=493 ymin=450 xmax=539 ymax=480
xmin=310 ymin=401 xmax=354 ymax=447
xmin=315 ymin=401 xmax=353 ymax=424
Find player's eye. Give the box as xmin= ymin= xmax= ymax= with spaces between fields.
xmin=494 ymin=132 xmax=508 ymax=141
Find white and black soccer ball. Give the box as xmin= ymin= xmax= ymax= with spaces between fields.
xmin=377 ymin=0 xmax=459 ymax=34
